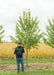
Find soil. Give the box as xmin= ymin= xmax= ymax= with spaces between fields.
xmin=0 ymin=63 xmax=54 ymax=72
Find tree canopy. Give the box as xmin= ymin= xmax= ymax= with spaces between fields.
xmin=43 ymin=18 xmax=54 ymax=48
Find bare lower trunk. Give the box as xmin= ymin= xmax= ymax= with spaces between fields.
xmin=26 ymin=48 xmax=28 ymax=67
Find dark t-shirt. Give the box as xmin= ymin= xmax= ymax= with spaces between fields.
xmin=14 ymin=46 xmax=24 ymax=58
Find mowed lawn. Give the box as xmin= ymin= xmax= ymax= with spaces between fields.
xmin=0 ymin=59 xmax=54 ymax=64
xmin=0 ymin=70 xmax=54 ymax=75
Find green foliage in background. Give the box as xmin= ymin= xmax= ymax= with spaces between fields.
xmin=0 ymin=25 xmax=5 ymax=43
xmin=43 ymin=18 xmax=54 ymax=48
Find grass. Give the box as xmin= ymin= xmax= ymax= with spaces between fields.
xmin=0 ymin=59 xmax=54 ymax=64
xmin=0 ymin=70 xmax=54 ymax=75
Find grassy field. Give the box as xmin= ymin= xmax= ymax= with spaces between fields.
xmin=0 ymin=59 xmax=54 ymax=75
xmin=0 ymin=70 xmax=54 ymax=75
xmin=0 ymin=43 xmax=54 ymax=74
xmin=0 ymin=59 xmax=54 ymax=64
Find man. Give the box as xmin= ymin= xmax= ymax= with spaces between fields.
xmin=14 ymin=43 xmax=24 ymax=73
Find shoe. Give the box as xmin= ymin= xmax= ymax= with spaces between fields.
xmin=17 ymin=70 xmax=20 ymax=73
xmin=22 ymin=70 xmax=24 ymax=72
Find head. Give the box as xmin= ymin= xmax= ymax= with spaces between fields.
xmin=18 ymin=43 xmax=21 ymax=47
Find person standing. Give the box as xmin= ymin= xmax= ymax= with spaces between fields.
xmin=14 ymin=43 xmax=25 ymax=73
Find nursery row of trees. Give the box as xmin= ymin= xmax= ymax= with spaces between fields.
xmin=0 ymin=10 xmax=54 ymax=48
xmin=0 ymin=10 xmax=54 ymax=66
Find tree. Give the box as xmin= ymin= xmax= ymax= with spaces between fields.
xmin=43 ymin=18 xmax=54 ymax=48
xmin=10 ymin=10 xmax=42 ymax=66
xmin=0 ymin=25 xmax=5 ymax=43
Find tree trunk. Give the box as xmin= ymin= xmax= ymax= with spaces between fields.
xmin=26 ymin=48 xmax=28 ymax=67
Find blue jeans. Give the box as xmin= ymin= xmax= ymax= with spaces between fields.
xmin=16 ymin=57 xmax=24 ymax=71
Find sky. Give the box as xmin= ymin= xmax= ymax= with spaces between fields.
xmin=0 ymin=0 xmax=54 ymax=42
